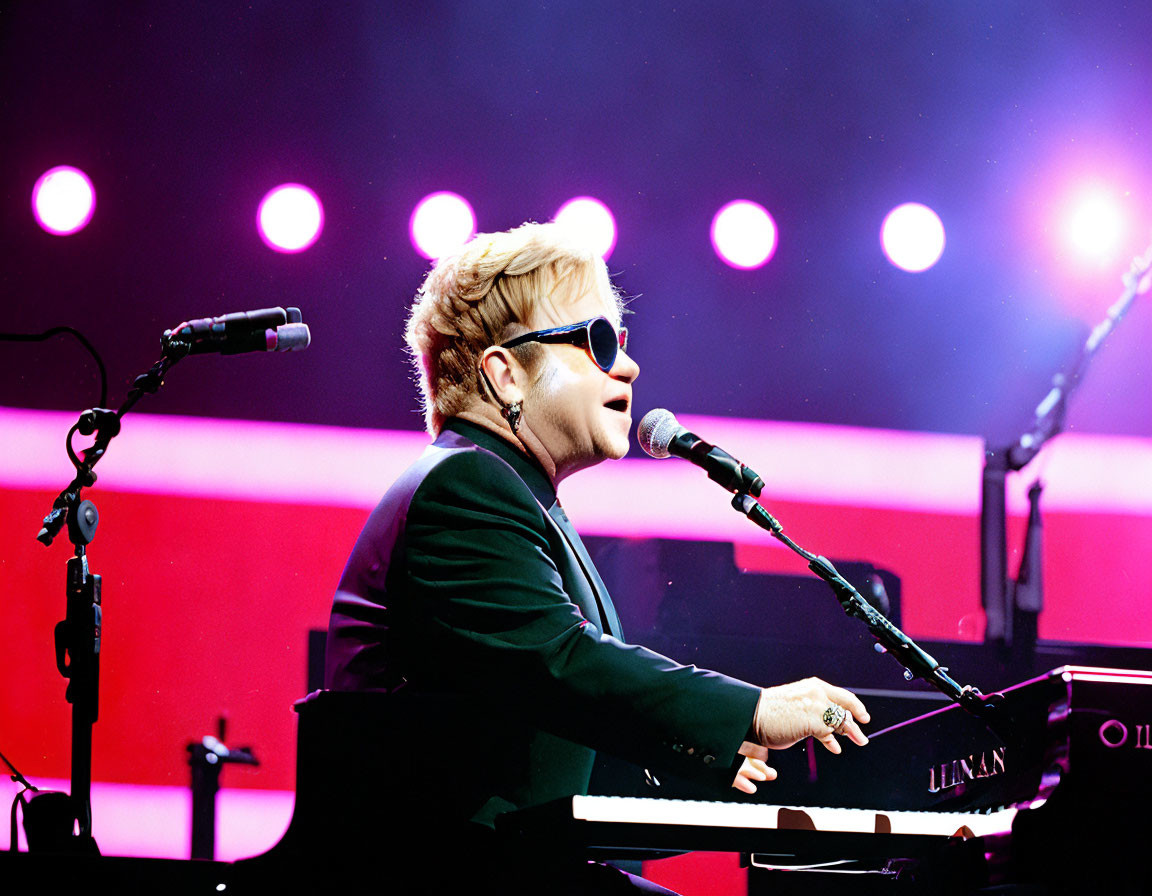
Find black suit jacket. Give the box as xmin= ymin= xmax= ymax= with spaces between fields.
xmin=325 ymin=419 xmax=760 ymax=828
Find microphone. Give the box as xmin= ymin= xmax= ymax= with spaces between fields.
xmin=161 ymin=307 xmax=311 ymax=356
xmin=638 ymin=409 xmax=765 ymax=496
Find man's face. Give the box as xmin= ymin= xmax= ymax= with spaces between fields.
xmin=521 ymin=272 xmax=639 ymax=483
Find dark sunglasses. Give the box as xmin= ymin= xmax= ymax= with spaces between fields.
xmin=500 ymin=316 xmax=628 ymax=372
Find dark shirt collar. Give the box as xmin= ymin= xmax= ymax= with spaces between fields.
xmin=441 ymin=418 xmax=557 ymax=508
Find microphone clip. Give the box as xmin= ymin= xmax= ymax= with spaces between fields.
xmin=671 ymin=431 xmax=765 ymax=496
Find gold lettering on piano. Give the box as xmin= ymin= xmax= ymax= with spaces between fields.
xmin=928 ymin=747 xmax=1006 ymax=793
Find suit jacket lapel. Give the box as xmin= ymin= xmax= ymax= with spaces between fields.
xmin=439 ymin=420 xmax=624 ymax=639
xmin=547 ymin=500 xmax=623 ymax=638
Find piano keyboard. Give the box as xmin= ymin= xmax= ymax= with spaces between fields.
xmin=567 ymin=795 xmax=1017 ymax=840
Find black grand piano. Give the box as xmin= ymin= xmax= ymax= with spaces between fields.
xmin=500 ymin=665 xmax=1152 ymax=892
xmin=6 ymin=666 xmax=1151 ymax=893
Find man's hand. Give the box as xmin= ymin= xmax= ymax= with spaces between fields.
xmin=731 ymin=755 xmax=775 ymax=794
xmin=739 ymin=678 xmax=870 ymax=766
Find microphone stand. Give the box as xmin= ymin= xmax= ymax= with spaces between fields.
xmin=729 ymin=493 xmax=1010 ymax=735
xmin=29 ymin=307 xmax=308 ymax=853
xmin=33 ymin=348 xmax=187 ymax=854
xmin=981 ymin=243 xmax=1152 ymax=649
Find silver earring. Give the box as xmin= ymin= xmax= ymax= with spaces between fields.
xmin=501 ymin=400 xmax=522 ymax=434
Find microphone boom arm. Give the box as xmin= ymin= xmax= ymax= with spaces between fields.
xmin=731 ymin=493 xmax=1002 ymax=727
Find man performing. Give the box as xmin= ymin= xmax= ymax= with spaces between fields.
xmin=324 ymin=221 xmax=869 ymax=893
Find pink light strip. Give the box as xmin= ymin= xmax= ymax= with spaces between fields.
xmin=2 ymin=406 xmax=431 ymax=508
xmin=0 ymin=777 xmax=292 ymax=860
xmin=647 ymin=415 xmax=1152 ymax=516
xmin=3 ymin=406 xmax=1151 ymax=529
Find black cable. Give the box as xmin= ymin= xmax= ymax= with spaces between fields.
xmin=1 ymin=745 xmax=38 ymax=854
xmin=1 ymin=746 xmax=38 ymax=793
xmin=0 ymin=327 xmax=108 ymax=408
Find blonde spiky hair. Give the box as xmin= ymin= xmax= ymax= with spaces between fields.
xmin=405 ymin=221 xmax=622 ymax=434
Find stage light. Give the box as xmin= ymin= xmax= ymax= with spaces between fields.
xmin=711 ymin=200 xmax=777 ymax=270
xmin=32 ymin=166 xmax=95 ymax=236
xmin=257 ymin=184 xmax=324 ymax=253
xmin=409 ymin=192 xmax=476 ymax=260
xmin=554 ymin=197 xmax=617 ymax=260
xmin=1062 ymin=185 xmax=1127 ymax=266
xmin=881 ymin=203 xmax=945 ymax=272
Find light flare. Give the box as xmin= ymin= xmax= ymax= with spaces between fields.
xmin=711 ymin=200 xmax=778 ymax=270
xmin=880 ymin=203 xmax=946 ymax=272
xmin=32 ymin=166 xmax=96 ymax=235
xmin=409 ymin=192 xmax=476 ymax=260
xmin=257 ymin=184 xmax=324 ymax=253
xmin=554 ymin=196 xmax=617 ymax=260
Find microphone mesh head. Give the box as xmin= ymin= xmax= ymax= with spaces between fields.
xmin=274 ymin=323 xmax=311 ymax=351
xmin=637 ymin=409 xmax=680 ymax=458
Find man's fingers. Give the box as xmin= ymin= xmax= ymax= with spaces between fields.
xmin=816 ymin=732 xmax=843 ymax=755
xmin=824 ymin=684 xmax=870 ymax=725
xmin=745 ymin=757 xmax=776 ymax=780
xmin=815 ymin=711 xmax=868 ymax=753
xmin=732 ymin=774 xmax=757 ymax=794
xmin=732 ymin=756 xmax=778 ymax=793
xmin=842 ymin=716 xmax=869 ymax=746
